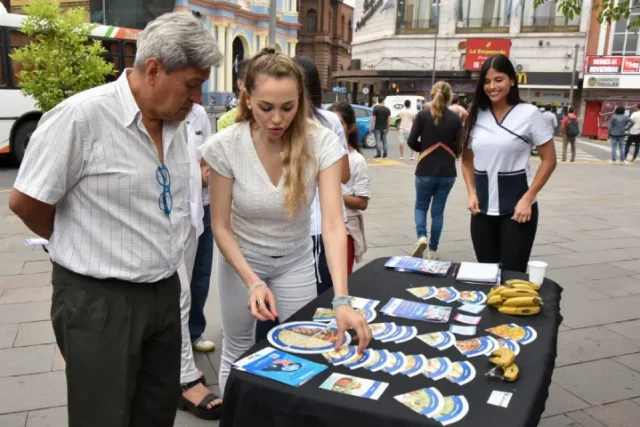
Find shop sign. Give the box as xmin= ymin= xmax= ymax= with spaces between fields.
xmin=587 ymin=76 xmax=620 ymax=87
xmin=585 ymin=56 xmax=640 ymax=74
xmin=464 ymin=38 xmax=511 ymax=71
xmin=356 ymin=0 xmax=384 ymax=32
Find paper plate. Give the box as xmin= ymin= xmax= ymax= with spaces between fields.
xmin=267 ymin=321 xmax=351 ymax=354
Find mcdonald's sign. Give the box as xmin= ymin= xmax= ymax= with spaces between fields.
xmin=516 ymin=72 xmax=528 ymax=85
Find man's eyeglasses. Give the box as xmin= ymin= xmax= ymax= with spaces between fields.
xmin=156 ymin=165 xmax=172 ymax=215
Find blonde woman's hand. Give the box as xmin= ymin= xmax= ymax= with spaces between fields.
xmin=334 ymin=305 xmax=372 ymax=354
xmin=247 ymin=285 xmax=278 ymax=322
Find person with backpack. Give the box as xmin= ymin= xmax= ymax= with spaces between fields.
xmin=561 ymin=107 xmax=580 ymax=162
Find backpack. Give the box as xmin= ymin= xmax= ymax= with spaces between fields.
xmin=566 ymin=117 xmax=579 ymax=137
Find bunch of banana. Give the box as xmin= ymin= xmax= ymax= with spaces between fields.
xmin=485 ymin=348 xmax=519 ymax=382
xmin=486 ymin=280 xmax=543 ymax=316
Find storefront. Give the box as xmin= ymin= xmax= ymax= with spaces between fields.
xmin=515 ymin=72 xmax=578 ymax=109
xmin=582 ymin=56 xmax=640 ymax=139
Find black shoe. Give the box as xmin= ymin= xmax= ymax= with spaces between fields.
xmin=374 ymin=155 xmax=381 ymax=159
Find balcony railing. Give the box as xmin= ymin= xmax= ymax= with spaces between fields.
xmin=396 ymin=18 xmax=437 ymax=34
xmin=522 ymin=15 xmax=579 ymax=32
xmin=456 ymin=17 xmax=509 ymax=33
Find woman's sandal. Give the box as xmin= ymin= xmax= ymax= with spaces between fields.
xmin=178 ymin=377 xmax=223 ymax=421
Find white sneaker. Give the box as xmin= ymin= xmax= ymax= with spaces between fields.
xmin=400 ymin=156 xmax=404 ymax=160
xmin=411 ymin=156 xmax=415 ymax=160
xmin=427 ymin=250 xmax=438 ymax=260
xmin=192 ymin=337 xmax=216 ymax=353
xmin=623 ymin=161 xmax=629 ymax=165
xmin=411 ymin=237 xmax=428 ymax=258
xmin=609 ymin=160 xmax=615 ymax=165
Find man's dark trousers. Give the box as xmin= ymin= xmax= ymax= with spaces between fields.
xmin=51 ymin=263 xmax=182 ymax=427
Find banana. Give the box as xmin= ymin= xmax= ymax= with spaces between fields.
xmin=503 ymin=296 xmax=543 ymax=307
xmin=487 ymin=294 xmax=504 ymax=307
xmin=510 ymin=283 xmax=539 ymax=291
xmin=503 ymin=363 xmax=519 ymax=382
xmin=488 ymin=286 xmax=506 ymax=298
xmin=500 ymin=288 xmax=539 ymax=298
xmin=498 ymin=306 xmax=541 ymax=316
xmin=505 ymin=279 xmax=541 ymax=291
xmin=488 ymin=349 xmax=516 ymax=368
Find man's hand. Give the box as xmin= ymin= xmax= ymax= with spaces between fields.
xmin=8 ymin=190 xmax=55 ymax=240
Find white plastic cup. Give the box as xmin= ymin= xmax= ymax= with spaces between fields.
xmin=528 ymin=261 xmax=548 ymax=285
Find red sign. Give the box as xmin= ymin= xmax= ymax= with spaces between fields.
xmin=585 ymin=56 xmax=640 ymax=74
xmin=464 ymin=39 xmax=511 ymax=71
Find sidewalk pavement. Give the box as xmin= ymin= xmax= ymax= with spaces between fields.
xmin=2 ymin=139 xmax=640 ymax=426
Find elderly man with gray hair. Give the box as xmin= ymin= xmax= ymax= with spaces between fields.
xmin=8 ymin=12 xmax=222 ymax=427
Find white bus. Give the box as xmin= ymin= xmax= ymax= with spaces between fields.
xmin=0 ymin=10 xmax=140 ymax=164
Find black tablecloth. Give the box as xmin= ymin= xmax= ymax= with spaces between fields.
xmin=220 ymin=258 xmax=563 ymax=427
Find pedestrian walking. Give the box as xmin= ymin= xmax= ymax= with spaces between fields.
xmin=370 ymin=96 xmax=391 ymax=158
xmin=461 ymin=54 xmax=557 ymax=273
xmin=448 ymin=97 xmax=469 ymax=123
xmin=217 ymin=59 xmax=250 ymax=131
xmin=560 ymin=107 xmax=579 ymax=162
xmin=8 ymin=12 xmax=222 ymax=427
xmin=199 ymin=48 xmax=372 ymax=399
xmin=609 ymin=106 xmax=634 ymax=165
xmin=330 ymin=101 xmax=371 ymax=274
xmin=398 ymin=100 xmax=416 ymax=160
xmin=625 ymin=105 xmax=640 ymax=163
xmin=541 ymin=104 xmax=558 ymax=136
xmin=407 ymin=81 xmax=462 ymax=261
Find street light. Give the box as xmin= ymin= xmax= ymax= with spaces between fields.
xmin=568 ymin=44 xmax=579 ymax=108
xmin=431 ymin=0 xmax=439 ymax=87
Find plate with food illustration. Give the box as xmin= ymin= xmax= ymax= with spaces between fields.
xmin=458 ymin=290 xmax=487 ymax=305
xmin=417 ymin=331 xmax=456 ymax=350
xmin=313 ymin=307 xmax=377 ymax=324
xmin=435 ymin=287 xmax=460 ymax=303
xmin=486 ymin=323 xmax=537 ymax=345
xmin=394 ymin=387 xmax=445 ymax=418
xmin=268 ymin=321 xmax=351 ymax=354
xmin=406 ymin=286 xmax=437 ymax=300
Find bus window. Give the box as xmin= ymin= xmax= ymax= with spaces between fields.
xmin=96 ymin=39 xmax=121 ymax=82
xmin=9 ymin=30 xmax=33 ymax=87
xmin=123 ymin=41 xmax=137 ymax=70
xmin=0 ymin=35 xmax=5 ymax=86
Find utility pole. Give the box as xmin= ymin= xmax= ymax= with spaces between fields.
xmin=569 ymin=43 xmax=579 ymax=108
xmin=431 ymin=0 xmax=439 ymax=87
xmin=102 ymin=0 xmax=106 ymax=25
xmin=268 ymin=0 xmax=277 ymax=48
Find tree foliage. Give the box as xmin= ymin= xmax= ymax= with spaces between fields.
xmin=9 ymin=0 xmax=114 ymax=112
xmin=535 ymin=0 xmax=640 ymax=30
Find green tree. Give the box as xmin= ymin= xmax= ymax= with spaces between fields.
xmin=535 ymin=0 xmax=640 ymax=30
xmin=9 ymin=0 xmax=114 ymax=112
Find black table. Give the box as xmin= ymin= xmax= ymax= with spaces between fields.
xmin=220 ymin=258 xmax=563 ymax=427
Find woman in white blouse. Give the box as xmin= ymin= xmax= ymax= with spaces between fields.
xmin=199 ymin=49 xmax=372 ymax=402
xmin=461 ymin=54 xmax=557 ymax=273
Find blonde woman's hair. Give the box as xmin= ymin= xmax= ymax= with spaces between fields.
xmin=237 ymin=48 xmax=313 ymax=217
xmin=429 ymin=81 xmax=453 ymax=124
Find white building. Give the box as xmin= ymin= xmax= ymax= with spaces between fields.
xmin=336 ymin=0 xmax=591 ymax=108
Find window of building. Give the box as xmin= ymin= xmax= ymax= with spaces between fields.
xmin=9 ymin=30 xmax=33 ymax=87
xmin=522 ymin=0 xmax=579 ymax=32
xmin=612 ymin=5 xmax=640 ymax=55
xmin=455 ymin=0 xmax=509 ymax=32
xmin=305 ymin=9 xmax=318 ymax=33
xmin=341 ymin=14 xmax=345 ymax=37
xmin=397 ymin=0 xmax=439 ymax=33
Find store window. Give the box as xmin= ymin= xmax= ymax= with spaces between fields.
xmin=612 ymin=6 xmax=640 ymax=56
xmin=455 ymin=0 xmax=509 ymax=32
xmin=522 ymin=0 xmax=579 ymax=32
xmin=397 ymin=0 xmax=439 ymax=33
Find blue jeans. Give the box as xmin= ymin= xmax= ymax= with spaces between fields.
xmin=414 ymin=176 xmax=456 ymax=251
xmin=375 ymin=129 xmax=388 ymax=157
xmin=610 ymin=136 xmax=625 ymax=162
xmin=189 ymin=205 xmax=214 ymax=342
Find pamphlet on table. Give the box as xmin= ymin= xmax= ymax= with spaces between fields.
xmin=319 ymin=373 xmax=388 ymax=400
xmin=380 ymin=298 xmax=452 ymax=323
xmin=385 ymin=257 xmax=451 ymax=276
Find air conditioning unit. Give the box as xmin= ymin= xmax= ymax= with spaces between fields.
xmin=516 ymin=64 xmax=524 ymax=72
xmin=351 ymin=59 xmax=362 ymax=70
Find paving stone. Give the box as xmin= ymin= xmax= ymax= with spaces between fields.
xmin=0 ymin=274 xmax=51 ymax=291
xmin=584 ymin=400 xmax=640 ymax=427
xmin=25 ymin=406 xmax=67 ymax=427
xmin=0 ymin=287 xmax=51 ymax=305
xmin=0 ymin=372 xmax=66 ymax=414
xmin=0 ymin=412 xmax=27 ymax=427
xmin=580 ymin=276 xmax=640 ymax=298
xmin=538 ymin=414 xmax=582 ymax=427
xmin=14 ymin=322 xmax=55 ymax=347
xmin=613 ymin=261 xmax=640 ymax=274
xmin=552 ymin=262 xmax=638 ymax=280
xmin=542 ymin=383 xmax=590 ymax=418
xmin=21 ymin=262 xmax=52 ymax=275
xmin=557 ymin=326 xmax=640 ymax=363
xmin=560 ymin=294 xmax=640 ymax=329
xmin=0 ymin=325 xmax=18 ymax=349
xmin=0 ymin=263 xmax=24 ymax=277
xmin=558 ymin=237 xmax=640 ymax=252
xmin=531 ymin=244 xmax=574 ymax=257
xmin=553 ymin=359 xmax=640 ymax=405
xmin=567 ymin=410 xmax=607 ymax=427
xmin=606 ymin=320 xmax=640 ymax=341
xmin=614 ymin=353 xmax=640 ymax=373
xmin=0 ymin=345 xmax=55 ymax=378
xmin=51 ymin=346 xmax=65 ymax=372
xmin=0 ymin=302 xmax=50 ymax=326
xmin=174 ymin=409 xmax=220 ymax=427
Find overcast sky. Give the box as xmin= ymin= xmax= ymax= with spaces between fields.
xmin=344 ymin=0 xmax=355 ymax=8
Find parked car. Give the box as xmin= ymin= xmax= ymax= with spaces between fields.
xmin=322 ymin=103 xmax=376 ymax=149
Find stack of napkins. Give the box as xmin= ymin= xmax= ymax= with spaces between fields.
xmin=456 ymin=262 xmax=500 ymax=285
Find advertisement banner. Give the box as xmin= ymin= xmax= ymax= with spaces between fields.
xmin=464 ymin=39 xmax=511 ymax=71
xmin=584 ymin=56 xmax=640 ymax=74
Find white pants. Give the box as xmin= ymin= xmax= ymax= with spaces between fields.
xmin=217 ymin=242 xmax=317 ymax=394
xmin=179 ymin=228 xmax=200 ymax=384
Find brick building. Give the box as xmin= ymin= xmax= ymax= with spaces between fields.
xmin=296 ymin=0 xmax=353 ymax=95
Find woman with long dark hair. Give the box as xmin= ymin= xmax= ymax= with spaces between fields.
xmin=407 ymin=81 xmax=462 ymax=261
xmin=461 ymin=54 xmax=557 ymax=273
xmin=330 ymin=102 xmax=371 ymax=274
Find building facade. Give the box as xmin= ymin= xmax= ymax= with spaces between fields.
xmin=336 ymin=0 xmax=590 ymax=108
xmin=581 ymin=2 xmax=640 ymax=139
xmin=296 ymin=0 xmax=353 ymax=94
